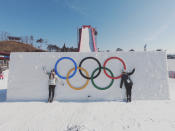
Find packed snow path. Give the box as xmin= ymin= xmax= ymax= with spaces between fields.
xmin=1 ymin=101 xmax=175 ymax=131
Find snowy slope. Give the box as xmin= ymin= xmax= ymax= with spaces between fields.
xmin=79 ymin=28 xmax=91 ymax=52
xmin=7 ymin=52 xmax=169 ymax=101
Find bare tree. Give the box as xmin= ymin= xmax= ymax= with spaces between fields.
xmin=36 ymin=38 xmax=44 ymax=43
xmin=25 ymin=36 xmax=29 ymax=44
xmin=156 ymin=49 xmax=162 ymax=51
xmin=0 ymin=32 xmax=9 ymax=41
xmin=129 ymin=49 xmax=135 ymax=51
xmin=61 ymin=43 xmax=67 ymax=52
xmin=36 ymin=38 xmax=44 ymax=49
xmin=30 ymin=35 xmax=34 ymax=45
xmin=116 ymin=48 xmax=123 ymax=51
xmin=47 ymin=44 xmax=60 ymax=52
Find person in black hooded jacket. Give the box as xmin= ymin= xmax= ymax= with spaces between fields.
xmin=120 ymin=68 xmax=135 ymax=102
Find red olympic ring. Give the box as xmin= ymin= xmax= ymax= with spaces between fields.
xmin=103 ymin=57 xmax=126 ymax=79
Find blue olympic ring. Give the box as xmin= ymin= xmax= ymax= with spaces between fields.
xmin=54 ymin=57 xmax=77 ymax=79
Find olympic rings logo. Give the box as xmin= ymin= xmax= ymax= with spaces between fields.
xmin=54 ymin=56 xmax=126 ymax=90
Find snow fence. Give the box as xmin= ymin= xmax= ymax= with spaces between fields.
xmin=7 ymin=52 xmax=169 ymax=101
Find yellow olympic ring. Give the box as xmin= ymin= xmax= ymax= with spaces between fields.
xmin=66 ymin=67 xmax=90 ymax=90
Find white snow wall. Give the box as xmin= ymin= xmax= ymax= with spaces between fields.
xmin=7 ymin=52 xmax=169 ymax=101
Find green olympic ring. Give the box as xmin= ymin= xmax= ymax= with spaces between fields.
xmin=91 ymin=67 xmax=114 ymax=90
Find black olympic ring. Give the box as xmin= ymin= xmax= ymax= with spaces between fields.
xmin=79 ymin=57 xmax=102 ymax=80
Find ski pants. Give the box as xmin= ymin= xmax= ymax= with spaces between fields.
xmin=126 ymin=86 xmax=132 ymax=101
xmin=49 ymin=85 xmax=56 ymax=100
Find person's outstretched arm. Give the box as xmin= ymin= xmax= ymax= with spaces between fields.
xmin=128 ymin=68 xmax=135 ymax=76
xmin=120 ymin=78 xmax=123 ymax=89
xmin=42 ymin=66 xmax=49 ymax=75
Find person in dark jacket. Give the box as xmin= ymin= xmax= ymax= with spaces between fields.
xmin=120 ymin=68 xmax=135 ymax=102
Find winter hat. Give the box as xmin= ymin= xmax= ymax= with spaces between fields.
xmin=122 ymin=68 xmax=126 ymax=73
xmin=51 ymin=69 xmax=55 ymax=72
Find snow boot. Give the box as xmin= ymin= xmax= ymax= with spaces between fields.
xmin=50 ymin=97 xmax=54 ymax=103
xmin=48 ymin=98 xmax=51 ymax=103
xmin=127 ymin=97 xmax=129 ymax=103
xmin=128 ymin=97 xmax=131 ymax=102
xmin=129 ymin=98 xmax=132 ymax=102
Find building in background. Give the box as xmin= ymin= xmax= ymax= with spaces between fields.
xmin=0 ymin=52 xmax=10 ymax=68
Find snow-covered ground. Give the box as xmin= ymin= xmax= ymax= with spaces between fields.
xmin=0 ymin=61 xmax=175 ymax=131
xmin=1 ymin=99 xmax=175 ymax=131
